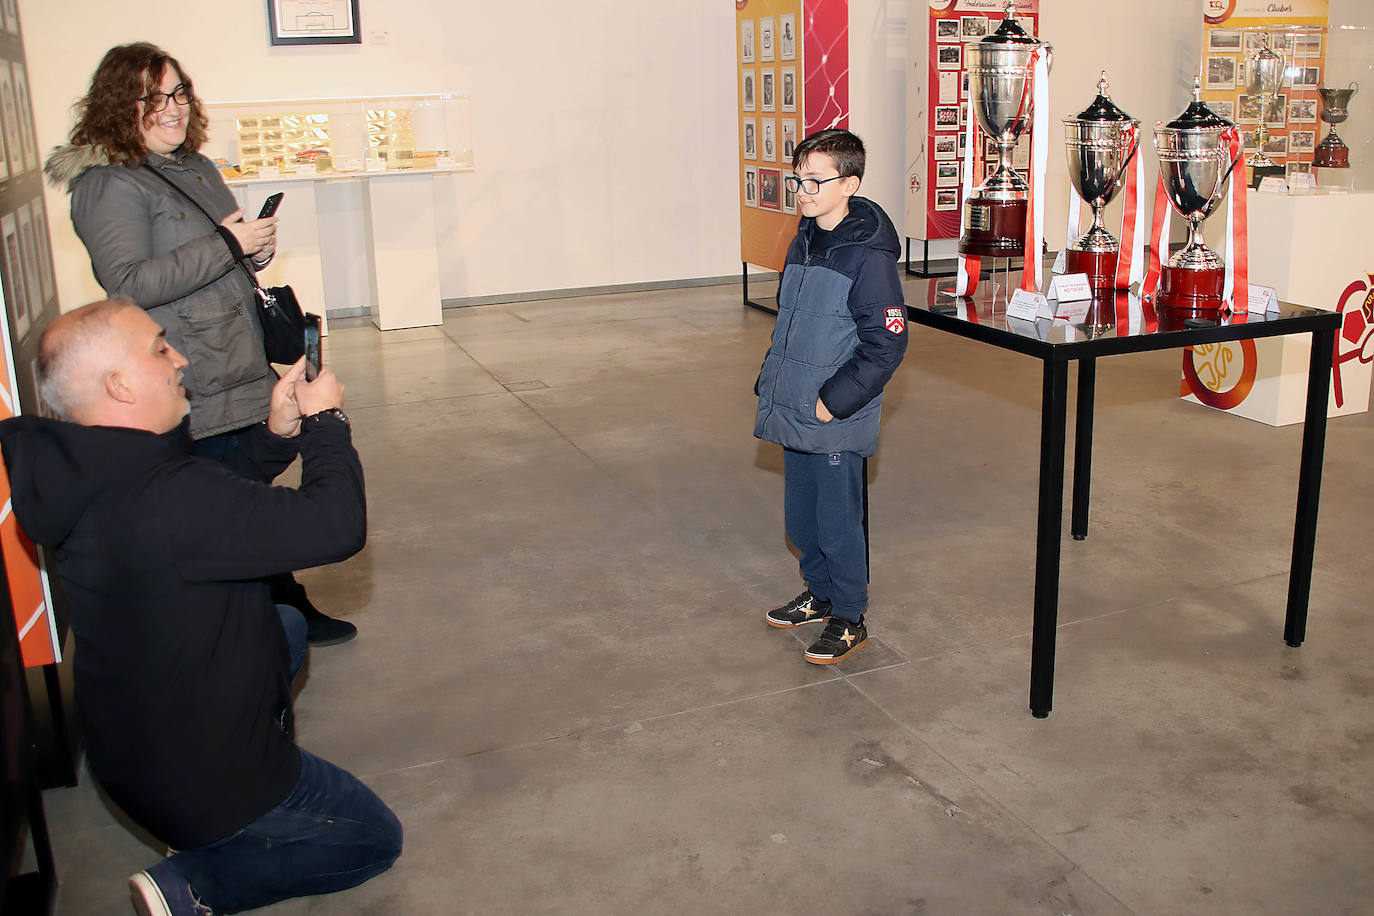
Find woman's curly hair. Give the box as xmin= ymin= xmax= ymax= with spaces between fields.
xmin=68 ymin=42 xmax=209 ymax=167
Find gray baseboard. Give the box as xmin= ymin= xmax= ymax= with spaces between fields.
xmin=325 ymin=271 xmax=781 ymax=320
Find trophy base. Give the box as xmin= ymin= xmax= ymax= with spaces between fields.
xmin=1065 ymin=248 xmax=1119 ymax=296
xmin=1157 ymin=265 xmax=1225 ymax=313
xmin=959 ymin=197 xmax=1027 ymax=258
xmin=1249 ymin=163 xmax=1286 ymax=189
xmin=1312 ymin=146 xmax=1350 ymax=168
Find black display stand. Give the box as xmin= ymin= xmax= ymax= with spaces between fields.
xmin=742 ymin=262 xmax=778 ymax=315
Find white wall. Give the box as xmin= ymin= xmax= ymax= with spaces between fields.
xmin=21 ymin=0 xmax=742 ymax=313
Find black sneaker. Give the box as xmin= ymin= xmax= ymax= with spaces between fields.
xmin=804 ymin=617 xmax=867 ymax=664
xmin=765 ymin=591 xmax=832 ymax=628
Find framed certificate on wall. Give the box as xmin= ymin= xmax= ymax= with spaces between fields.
xmin=268 ymin=0 xmax=362 ymax=46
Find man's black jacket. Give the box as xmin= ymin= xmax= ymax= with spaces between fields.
xmin=0 ymin=412 xmax=364 ymax=849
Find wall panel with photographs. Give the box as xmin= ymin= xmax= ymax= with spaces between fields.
xmin=904 ymin=1 xmax=1040 ymax=244
xmin=1200 ymin=1 xmax=1329 ymax=186
xmin=738 ymin=0 xmax=848 ymax=274
xmin=0 ymin=0 xmax=64 ymax=671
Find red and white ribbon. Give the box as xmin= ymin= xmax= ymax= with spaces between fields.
xmin=1114 ymin=123 xmax=1145 ymax=290
xmin=1019 ymin=48 xmax=1050 ymax=293
xmin=1220 ymin=126 xmax=1248 ymax=311
xmin=1141 ymin=169 xmax=1171 ymax=300
xmin=955 ymin=88 xmax=981 ymax=297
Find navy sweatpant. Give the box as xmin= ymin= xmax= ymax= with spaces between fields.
xmin=783 ymin=448 xmax=867 ymax=622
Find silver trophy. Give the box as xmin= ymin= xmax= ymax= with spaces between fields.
xmin=1063 ymin=73 xmax=1139 ymax=271
xmin=960 ymin=0 xmax=1053 ymax=257
xmin=1314 ymin=82 xmax=1359 ymax=168
xmin=1152 ymin=79 xmax=1239 ymax=310
xmin=1243 ymin=34 xmax=1287 ymax=171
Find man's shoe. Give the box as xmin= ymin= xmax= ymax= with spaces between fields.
xmin=804 ymin=616 xmax=867 ymax=664
xmin=302 ymin=607 xmax=358 ymax=646
xmin=765 ymin=590 xmax=832 ymax=628
xmin=130 ymin=860 xmax=212 ymax=916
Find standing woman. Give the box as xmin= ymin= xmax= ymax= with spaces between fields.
xmin=45 ymin=42 xmax=355 ymax=645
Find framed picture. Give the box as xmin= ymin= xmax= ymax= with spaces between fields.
xmin=1208 ymin=29 xmax=1241 ymax=51
xmin=781 ymin=119 xmax=797 ymax=162
xmin=267 ymin=0 xmax=361 ymax=46
xmin=741 ymin=19 xmax=755 ymax=63
xmin=1242 ymin=128 xmax=1260 ymax=152
xmin=1269 ymin=94 xmax=1288 ymax=126
xmin=742 ymin=70 xmax=756 ymax=112
xmin=1012 ymin=141 xmax=1029 ymax=170
xmin=1237 ymin=94 xmax=1261 ymax=123
xmin=760 ymin=17 xmax=775 ymax=63
xmin=935 ymin=105 xmax=961 ymax=131
xmin=782 ymin=176 xmax=798 ymax=214
xmin=1243 ymin=31 xmax=1266 ymax=53
xmin=744 ymin=166 xmax=758 ymax=208
xmin=0 ymin=65 xmax=22 ymax=176
xmin=1293 ymin=66 xmax=1320 ymax=88
xmin=936 ymin=19 xmax=960 ymax=42
xmin=761 ymin=69 xmax=775 ymax=112
xmin=1210 ymin=100 xmax=1235 ymax=122
xmin=2 ymin=213 xmax=29 ymax=340
xmin=762 ymin=119 xmax=777 ymax=162
xmin=938 ymin=72 xmax=958 ymax=104
xmin=1262 ymin=133 xmax=1288 ymax=158
xmin=779 ymin=14 xmax=797 ymax=60
xmin=1290 ymin=129 xmax=1315 ymax=152
xmin=1288 ymin=98 xmax=1317 ymax=123
xmin=11 ymin=63 xmax=37 ymax=173
xmin=1205 ymin=57 xmax=1236 ymax=91
xmin=935 ymin=188 xmax=959 ymax=211
xmin=933 ymin=136 xmax=957 ymax=160
xmin=962 ymin=71 xmax=969 ymax=99
xmin=29 ymin=196 xmax=55 ymax=305
xmin=937 ymin=45 xmax=963 ymax=71
xmin=1294 ymin=31 xmax=1322 ymax=55
xmin=17 ymin=203 xmax=41 ymax=320
xmin=781 ymin=68 xmax=796 ymax=113
xmin=742 ymin=118 xmax=756 ymax=160
xmin=935 ymin=162 xmax=960 ymax=188
xmin=1 ymin=0 xmax=15 ymax=36
xmin=960 ymin=16 xmax=989 ymax=40
xmin=758 ymin=167 xmax=782 ymax=211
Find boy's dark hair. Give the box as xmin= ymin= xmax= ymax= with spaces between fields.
xmin=792 ymin=128 xmax=865 ymax=180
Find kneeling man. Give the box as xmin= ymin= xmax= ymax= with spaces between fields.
xmin=0 ymin=300 xmax=400 ymax=915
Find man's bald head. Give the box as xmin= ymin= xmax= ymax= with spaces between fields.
xmin=37 ymin=299 xmax=190 ymax=433
xmin=36 ymin=299 xmax=145 ymax=423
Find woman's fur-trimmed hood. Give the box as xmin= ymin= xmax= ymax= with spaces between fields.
xmin=44 ymin=143 xmax=114 ymax=191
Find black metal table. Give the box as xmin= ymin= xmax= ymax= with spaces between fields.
xmin=904 ymin=280 xmax=1342 ymax=718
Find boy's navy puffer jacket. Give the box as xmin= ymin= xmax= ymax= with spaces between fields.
xmin=754 ymin=196 xmax=908 ymax=457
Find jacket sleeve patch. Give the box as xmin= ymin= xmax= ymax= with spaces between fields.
xmin=884 ymin=306 xmax=906 ymax=335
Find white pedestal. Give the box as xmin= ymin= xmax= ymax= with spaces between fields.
xmin=234 ymin=181 xmax=329 ymax=335
xmin=361 ymin=174 xmax=445 ymax=331
xmin=1181 ymin=190 xmax=1374 ymax=426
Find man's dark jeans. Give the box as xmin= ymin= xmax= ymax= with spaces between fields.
xmin=166 ymin=748 xmax=402 ymax=911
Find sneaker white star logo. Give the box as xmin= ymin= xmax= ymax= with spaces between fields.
xmin=801 ymin=604 xmax=817 ymax=618
xmin=840 ymin=628 xmax=856 ymax=647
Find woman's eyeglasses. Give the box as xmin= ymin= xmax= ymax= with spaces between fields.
xmin=140 ymin=84 xmax=192 ymax=112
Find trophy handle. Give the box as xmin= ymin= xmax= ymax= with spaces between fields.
xmin=1351 ymin=81 xmax=1360 ymax=95
xmin=1043 ymin=43 xmax=1054 ymax=75
xmin=1112 ymin=133 xmax=1140 ymax=190
xmin=1220 ymin=149 xmax=1243 ymax=189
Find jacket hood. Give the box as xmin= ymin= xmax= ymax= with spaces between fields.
xmin=0 ymin=415 xmax=191 ymax=546
xmin=799 ymin=196 xmax=901 ymax=260
xmin=44 ymin=143 xmax=114 ymax=191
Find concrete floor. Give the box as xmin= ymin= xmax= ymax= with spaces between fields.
xmin=37 ymin=279 xmax=1374 ymax=914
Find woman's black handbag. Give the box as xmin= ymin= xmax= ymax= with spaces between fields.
xmin=143 ymin=165 xmax=306 ymax=364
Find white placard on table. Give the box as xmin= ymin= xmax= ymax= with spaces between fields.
xmin=1054 ymin=297 xmax=1092 ymax=321
xmin=1258 ymin=176 xmax=1288 ymax=194
xmin=1051 ymin=249 xmax=1067 ymax=275
xmin=257 ymin=166 xmax=281 ymax=180
xmin=1050 ymin=272 xmax=1093 ymax=303
xmin=295 ymin=163 xmax=318 ymax=178
xmin=1247 ymin=285 xmax=1279 ymax=314
xmin=1006 ymin=288 xmax=1052 ymax=322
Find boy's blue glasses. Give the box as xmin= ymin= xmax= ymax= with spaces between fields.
xmin=785 ymin=175 xmax=843 ymax=194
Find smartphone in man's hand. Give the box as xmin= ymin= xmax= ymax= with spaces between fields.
xmin=303 ymin=313 xmax=322 ymax=381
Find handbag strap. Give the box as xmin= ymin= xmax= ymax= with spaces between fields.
xmin=140 ymin=163 xmax=268 ymax=296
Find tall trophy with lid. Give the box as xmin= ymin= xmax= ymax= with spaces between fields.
xmin=959 ymin=1 xmax=1052 ymax=258
xmin=1152 ymin=81 xmax=1240 ymax=312
xmin=1243 ymin=34 xmax=1287 ymax=187
xmin=1063 ymin=73 xmax=1138 ymax=295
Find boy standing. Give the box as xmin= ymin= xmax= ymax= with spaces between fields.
xmin=754 ymin=128 xmax=908 ymax=664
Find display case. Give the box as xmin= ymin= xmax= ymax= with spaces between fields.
xmin=202 ymin=93 xmax=473 ymax=180
xmin=1202 ymin=25 xmax=1372 ymax=192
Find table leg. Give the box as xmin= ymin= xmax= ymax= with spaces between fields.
xmin=1284 ymin=327 xmax=1335 ymax=648
xmin=1030 ymin=358 xmax=1070 ymax=718
xmin=1071 ymin=357 xmax=1096 ymax=541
